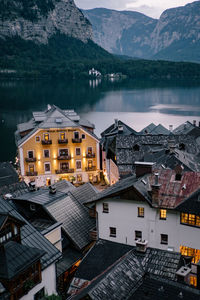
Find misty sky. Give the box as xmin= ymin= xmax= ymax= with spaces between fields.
xmin=74 ymin=0 xmax=196 ymax=18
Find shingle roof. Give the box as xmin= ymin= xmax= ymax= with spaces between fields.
xmin=0 ymin=241 xmax=45 ymax=280
xmin=69 ymin=183 xmax=99 ymax=205
xmin=0 ymin=163 xmax=18 ymax=188
xmin=45 ymin=195 xmax=95 ymax=250
xmin=0 ymin=198 xmax=61 ymax=269
xmin=101 ymin=120 xmax=138 ymax=137
xmin=140 ymin=123 xmax=170 ymax=135
xmin=72 ymin=242 xmax=181 ymax=300
xmin=0 ymin=181 xmax=29 ymax=198
xmin=175 ymin=188 xmax=200 ymax=215
xmin=173 ymin=121 xmax=200 ymax=137
xmin=56 ymin=247 xmax=82 ymax=277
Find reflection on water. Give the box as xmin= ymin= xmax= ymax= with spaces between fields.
xmin=0 ymin=78 xmax=200 ymax=161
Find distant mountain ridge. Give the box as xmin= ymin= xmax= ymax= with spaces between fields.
xmin=83 ymin=1 xmax=200 ymax=62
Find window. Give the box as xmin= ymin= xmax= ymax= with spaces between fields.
xmin=89 ymin=174 xmax=93 ymax=182
xmin=0 ymin=224 xmax=12 ymax=244
xmin=181 ymin=213 xmax=200 ymax=227
xmin=14 ymin=225 xmax=18 ymax=235
xmin=180 ymin=245 xmax=200 ymax=264
xmin=44 ymin=149 xmax=50 ymax=158
xmin=60 ymin=132 xmax=65 ymax=140
xmin=88 ymin=160 xmax=93 ymax=168
xmin=160 ymin=209 xmax=167 ymax=220
xmin=28 ymin=151 xmax=34 ymax=159
xmin=35 ymin=136 xmax=40 ymax=142
xmin=29 ymin=164 xmax=35 ymax=173
xmin=60 ymin=162 xmax=69 ymax=170
xmin=110 ymin=227 xmax=116 ymax=237
xmin=138 ymin=207 xmax=144 ymax=218
xmin=77 ymin=174 xmax=82 ymax=182
xmin=74 ymin=131 xmax=79 ymax=139
xmin=103 ymin=203 xmax=109 ymax=213
xmin=44 ymin=133 xmax=49 ymax=141
xmin=161 ymin=234 xmax=168 ymax=245
xmin=87 ymin=147 xmax=92 ymax=154
xmin=30 ymin=204 xmax=36 ymax=211
xmin=59 ymin=149 xmax=68 ymax=156
xmin=76 ymin=148 xmax=81 ymax=156
xmin=190 ymin=276 xmax=197 ymax=287
xmin=44 ymin=163 xmax=51 ymax=173
xmin=82 ymin=134 xmax=85 ymax=139
xmin=76 ymin=160 xmax=82 ymax=170
xmin=135 ymin=231 xmax=142 ymax=240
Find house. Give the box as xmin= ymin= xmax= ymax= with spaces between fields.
xmin=88 ymin=68 xmax=101 ymax=77
xmin=0 ymin=196 xmax=61 ymax=300
xmin=15 ymin=105 xmax=100 ymax=187
xmin=173 ymin=120 xmax=200 ymax=137
xmin=12 ymin=180 xmax=99 ymax=298
xmin=68 ymin=239 xmax=200 ymax=299
xmin=140 ymin=123 xmax=170 ymax=135
xmin=85 ymin=166 xmax=200 ymax=287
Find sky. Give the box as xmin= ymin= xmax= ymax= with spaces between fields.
xmin=74 ymin=0 xmax=196 ymax=18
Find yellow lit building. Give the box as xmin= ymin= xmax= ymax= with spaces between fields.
xmin=15 ymin=105 xmax=100 ymax=186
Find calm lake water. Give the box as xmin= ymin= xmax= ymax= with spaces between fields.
xmin=0 ymin=78 xmax=200 ymax=161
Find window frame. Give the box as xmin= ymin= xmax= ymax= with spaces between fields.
xmin=135 ymin=230 xmax=142 ymax=240
xmin=35 ymin=136 xmax=40 ymax=142
xmin=87 ymin=147 xmax=93 ymax=154
xmin=74 ymin=131 xmax=79 ymax=139
xmin=44 ymin=162 xmax=51 ymax=173
xmin=76 ymin=148 xmax=81 ymax=156
xmin=109 ymin=227 xmax=116 ymax=238
xmin=82 ymin=134 xmax=86 ymax=139
xmin=43 ymin=133 xmax=50 ymax=141
xmin=160 ymin=234 xmax=168 ymax=245
xmin=76 ymin=160 xmax=82 ymax=170
xmin=27 ymin=150 xmax=34 ymax=159
xmin=60 ymin=132 xmax=65 ymax=140
xmin=138 ymin=207 xmax=144 ymax=218
xmin=160 ymin=209 xmax=167 ymax=220
xmin=59 ymin=148 xmax=69 ymax=156
xmin=180 ymin=213 xmax=200 ymax=228
xmin=43 ymin=149 xmax=50 ymax=158
xmin=102 ymin=203 xmax=109 ymax=213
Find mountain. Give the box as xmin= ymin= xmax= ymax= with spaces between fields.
xmin=0 ymin=0 xmax=113 ymax=75
xmin=83 ymin=1 xmax=200 ymax=62
xmin=83 ymin=8 xmax=157 ymax=59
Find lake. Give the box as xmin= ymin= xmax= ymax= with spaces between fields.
xmin=0 ymin=78 xmax=200 ymax=162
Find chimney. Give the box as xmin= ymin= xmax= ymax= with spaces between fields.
xmin=151 ymin=173 xmax=161 ymax=206
xmin=135 ymin=239 xmax=148 ymax=253
xmin=175 ymin=165 xmax=184 ymax=181
xmin=135 ymin=162 xmax=155 ymax=178
xmin=49 ymin=185 xmax=56 ymax=194
xmin=176 ymin=266 xmax=191 ymax=284
xmin=169 ymin=125 xmax=173 ymax=132
xmin=118 ymin=125 xmax=124 ymax=133
xmin=193 ymin=120 xmax=196 ymax=127
xmin=114 ymin=119 xmax=118 ymax=128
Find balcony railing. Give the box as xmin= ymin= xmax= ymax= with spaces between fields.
xmin=86 ymin=153 xmax=95 ymax=158
xmin=57 ymin=155 xmax=71 ymax=160
xmin=58 ymin=139 xmax=68 ymax=144
xmin=85 ymin=166 xmax=96 ymax=171
xmin=26 ymin=171 xmax=38 ymax=176
xmin=25 ymin=157 xmax=36 ymax=162
xmin=72 ymin=138 xmax=82 ymax=143
xmin=42 ymin=140 xmax=52 ymax=145
xmin=55 ymin=169 xmax=74 ymax=174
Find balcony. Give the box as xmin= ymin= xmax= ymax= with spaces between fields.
xmin=41 ymin=140 xmax=52 ymax=145
xmin=55 ymin=169 xmax=74 ymax=174
xmin=72 ymin=138 xmax=82 ymax=143
xmin=25 ymin=157 xmax=36 ymax=162
xmin=86 ymin=153 xmax=95 ymax=158
xmin=85 ymin=166 xmax=96 ymax=171
xmin=58 ymin=139 xmax=68 ymax=144
xmin=57 ymin=155 xmax=71 ymax=160
xmin=26 ymin=171 xmax=38 ymax=176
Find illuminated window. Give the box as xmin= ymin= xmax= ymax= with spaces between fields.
xmin=103 ymin=203 xmax=109 ymax=213
xmin=190 ymin=276 xmax=197 ymax=287
xmin=180 ymin=246 xmax=200 ymax=264
xmin=135 ymin=231 xmax=142 ymax=240
xmin=181 ymin=213 xmax=200 ymax=227
xmin=138 ymin=207 xmax=144 ymax=218
xmin=161 ymin=234 xmax=168 ymax=245
xmin=29 ymin=164 xmax=34 ymax=173
xmin=76 ymin=160 xmax=82 ymax=170
xmin=44 ymin=149 xmax=50 ymax=158
xmin=87 ymin=147 xmax=92 ymax=154
xmin=60 ymin=162 xmax=69 ymax=170
xmin=59 ymin=149 xmax=68 ymax=156
xmin=60 ymin=132 xmax=65 ymax=140
xmin=76 ymin=148 xmax=81 ymax=156
xmin=35 ymin=136 xmax=40 ymax=142
xmin=109 ymin=227 xmax=116 ymax=237
xmin=88 ymin=160 xmax=93 ymax=168
xmin=89 ymin=174 xmax=93 ymax=182
xmin=160 ymin=209 xmax=167 ymax=220
xmin=77 ymin=174 xmax=82 ymax=182
xmin=44 ymin=133 xmax=49 ymax=141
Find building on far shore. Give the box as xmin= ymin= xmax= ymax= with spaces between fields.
xmin=15 ymin=105 xmax=100 ymax=187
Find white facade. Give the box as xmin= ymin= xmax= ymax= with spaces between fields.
xmin=20 ymin=263 xmax=57 ymax=300
xmin=96 ymin=198 xmax=200 ymax=253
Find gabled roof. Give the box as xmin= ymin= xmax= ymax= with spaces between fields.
xmin=173 ymin=121 xmax=200 ymax=136
xmin=69 ymin=182 xmax=99 ymax=205
xmin=45 ymin=195 xmax=95 ymax=250
xmin=140 ymin=123 xmax=170 ymax=135
xmin=175 ymin=188 xmax=200 ymax=215
xmin=101 ymin=120 xmax=138 ymax=137
xmin=0 ymin=197 xmax=61 ymax=269
xmin=0 ymin=213 xmax=25 ymax=230
xmin=0 ymin=162 xmax=18 ymax=188
xmin=0 ymin=241 xmax=45 ymax=280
